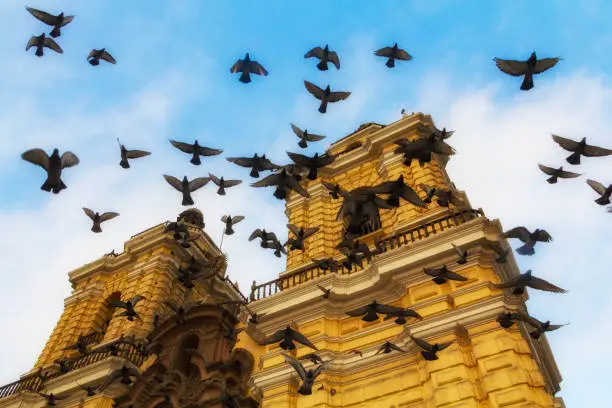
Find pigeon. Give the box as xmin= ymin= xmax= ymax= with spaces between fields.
xmin=489 ymin=270 xmax=567 ymax=295
xmin=494 ymin=52 xmax=561 ymax=91
xmin=303 ymin=81 xmax=351 ymax=113
xmin=99 ymin=366 xmax=142 ymax=391
xmin=63 ymin=334 xmax=95 ymax=356
xmin=268 ymin=239 xmax=288 ymax=258
xmin=165 ymin=218 xmax=193 ymax=248
xmin=283 ymin=354 xmax=330 ymax=395
xmin=249 ymin=229 xmax=280 ymax=248
xmin=452 ymin=243 xmax=468 ymax=264
xmin=394 ymin=134 xmax=455 ymax=167
xmin=375 ymin=341 xmax=405 ymax=354
xmin=537 ymin=164 xmax=581 ymax=184
xmin=37 ymin=393 xmax=66 ymax=406
xmin=26 ymin=33 xmax=63 ymax=56
xmin=169 ymin=139 xmax=222 ymax=165
xmin=299 ymin=353 xmax=325 ymax=365
xmin=321 ymin=180 xmax=347 ymax=200
xmin=25 ymin=6 xmax=74 ymax=38
xmin=316 ymin=284 xmax=332 ymax=299
xmin=286 ymin=224 xmax=319 ymax=251
xmin=312 ymin=258 xmax=342 ymax=273
xmin=163 ymin=300 xmax=199 ymax=325
xmin=251 ymin=168 xmax=310 ymax=200
xmin=374 ymin=43 xmax=412 ymax=68
xmin=82 ymin=208 xmax=119 ymax=233
xmin=424 ymin=265 xmax=468 ymax=284
xmin=230 ymin=53 xmax=268 ymax=83
xmin=335 ymin=187 xmax=394 ymax=235
xmin=586 ymin=179 xmax=612 ymax=205
xmin=291 ymin=124 xmax=326 ymax=149
xmin=87 ymin=49 xmax=116 ymax=66
xmin=336 ymin=235 xmax=372 ymax=261
xmin=163 ymin=175 xmax=210 ymax=206
xmin=482 ymin=241 xmax=509 ymax=263
xmin=502 ymin=227 xmax=552 ymax=256
xmin=226 ymin=154 xmax=279 ymax=178
xmin=410 ymin=335 xmax=454 ymax=361
xmin=287 ymin=152 xmax=336 ymax=180
xmin=369 ymin=174 xmax=426 ymax=208
xmin=207 ymin=173 xmax=242 ymax=196
xmin=258 ymin=325 xmax=318 ymax=351
xmin=496 ymin=312 xmax=529 ymax=329
xmin=304 ymin=44 xmax=340 ymax=71
xmin=551 ymin=134 xmax=612 ymax=165
xmin=108 ymin=295 xmax=146 ymax=321
xmin=221 ymin=215 xmax=245 ymax=235
xmin=520 ymin=316 xmax=566 ymax=340
xmin=419 ymin=184 xmax=464 ymax=207
xmin=116 ymin=139 xmax=150 ymax=169
xmin=345 ymin=301 xmax=403 ymax=322
xmin=21 ymin=148 xmax=79 ymax=193
xmin=382 ymin=308 xmax=423 ymax=325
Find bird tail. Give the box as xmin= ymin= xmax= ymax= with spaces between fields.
xmin=298 ymin=139 xmax=308 ymax=149
xmin=89 ymin=59 xmax=100 ymax=66
xmin=40 ymin=178 xmax=54 ymax=192
xmin=50 ymin=27 xmax=61 ymax=38
xmin=239 ymin=71 xmax=251 ymax=84
xmin=119 ymin=159 xmax=130 ymax=169
xmin=35 ymin=47 xmax=44 ymax=57
xmin=595 ymin=196 xmax=611 ymax=205
xmin=566 ymin=152 xmax=581 ymax=165
xmin=273 ymin=187 xmax=287 ymax=200
xmin=385 ymin=58 xmax=395 ymax=68
xmin=529 ymin=330 xmax=542 ymax=340
xmin=307 ymin=168 xmax=317 ymax=180
xmin=546 ymin=175 xmax=557 ymax=184
xmin=182 ymin=193 xmax=195 ymax=206
xmin=520 ymin=73 xmax=534 ymax=91
xmin=516 ymin=244 xmax=535 ymax=256
xmin=249 ymin=168 xmax=259 ymax=178
xmin=91 ymin=224 xmax=102 ymax=233
xmin=190 ymin=154 xmax=201 ymax=165
xmin=318 ymin=100 xmax=328 ymax=114
xmin=386 ymin=196 xmax=400 ymax=207
xmin=316 ymin=60 xmax=328 ymax=71
xmin=217 ymin=186 xmax=226 ymax=195
xmin=225 ymin=227 xmax=235 ymax=235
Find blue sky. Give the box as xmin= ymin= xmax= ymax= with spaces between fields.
xmin=0 ymin=1 xmax=611 ymax=406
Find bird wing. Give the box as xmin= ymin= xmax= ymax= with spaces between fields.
xmin=304 ymin=80 xmax=324 ymax=100
xmin=304 ymin=46 xmax=324 ymax=59
xmin=557 ymin=169 xmax=581 ymax=178
xmin=583 ymin=144 xmax=612 ymax=157
xmin=432 ymin=140 xmax=456 ymax=156
xmin=169 ymin=140 xmax=195 ymax=153
xmin=290 ymin=329 xmax=319 ymax=350
xmin=108 ymin=299 xmax=127 ymax=308
xmin=163 ymin=175 xmax=184 ymax=192
xmin=61 ymin=15 xmax=75 ymax=26
xmin=249 ymin=61 xmax=268 ymax=76
xmin=251 ymin=173 xmax=280 ymax=187
xmin=258 ymin=330 xmax=285 ymax=345
xmin=230 ymin=59 xmax=243 ymax=73
xmin=82 ymin=208 xmax=96 ymax=220
xmin=283 ymin=354 xmax=307 ymax=381
xmin=424 ymin=267 xmax=441 ymax=277
xmin=226 ymin=157 xmax=253 ymax=167
xmin=302 ymin=227 xmax=319 ymax=239
xmin=87 ymin=49 xmax=99 ymax=59
xmin=208 ymin=173 xmax=221 ymax=186
xmin=26 ymin=36 xmax=38 ymax=51
xmin=43 ymin=38 xmax=63 ymax=53
xmin=21 ymin=149 xmax=50 ymax=170
xmin=287 ymin=176 xmax=311 ymax=198
xmin=231 ymin=215 xmax=245 ymax=224
xmin=533 ymin=57 xmax=560 ymax=74
xmin=395 ymin=48 xmax=412 ymax=61
xmin=312 ymin=360 xmax=331 ymax=378
xmin=410 ymin=335 xmax=433 ymax=351
xmin=196 ymin=146 xmax=223 ymax=156
xmin=502 ymin=226 xmax=531 ymax=242
xmin=249 ymin=229 xmax=264 ymax=241
xmin=60 ymin=152 xmax=79 ymax=168
xmin=375 ymin=304 xmax=404 ymax=314
xmin=493 ymin=58 xmax=528 ymax=76
xmin=446 ymin=270 xmax=468 ymax=281
xmin=389 ymin=342 xmax=405 ymax=353
xmin=551 ymin=134 xmax=580 ymax=151
xmin=452 ymin=243 xmax=464 ymax=257
xmin=374 ymin=46 xmax=393 ymax=57
xmin=290 ymin=123 xmax=304 ymax=139
xmin=99 ymin=212 xmax=119 ymax=223
xmin=436 ymin=341 xmax=454 ymax=351
xmin=535 ymin=230 xmax=553 ymax=242
xmin=513 ymin=312 xmax=543 ymax=327
xmin=125 ymin=149 xmax=151 ymax=159
xmin=188 ymin=177 xmax=211 ymax=192
xmin=100 ymin=50 xmax=117 ymax=64
xmin=287 ymin=152 xmax=313 ymax=167
xmin=587 ymin=179 xmax=607 ymax=195
xmin=304 ymin=132 xmax=325 ymax=142
xmin=327 ymin=91 xmax=351 ymax=103
xmin=223 ymin=179 xmax=242 ymax=188
xmin=538 ymin=164 xmax=556 ymax=175
xmin=328 ymin=51 xmax=341 ymax=69
xmin=131 ymin=295 xmax=146 ymax=305
xmin=25 ymin=7 xmax=57 ymax=25
xmin=287 ymin=224 xmax=301 ymax=237
xmin=528 ymin=276 xmax=567 ymax=293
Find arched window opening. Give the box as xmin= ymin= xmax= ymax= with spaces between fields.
xmin=175 ymin=335 xmax=200 ymax=378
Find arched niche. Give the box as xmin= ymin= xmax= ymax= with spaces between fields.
xmin=174 ymin=334 xmax=201 ymax=379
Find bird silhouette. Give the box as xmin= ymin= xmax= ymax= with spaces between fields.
xmin=221 ymin=215 xmax=245 ymax=235
xmin=303 ymin=81 xmax=351 ymax=113
xmin=226 ymin=154 xmax=279 ymax=178
xmin=230 ymin=53 xmax=268 ymax=83
xmin=170 ymin=139 xmax=222 ymax=165
xmin=374 ymin=43 xmax=412 ymax=68
xmin=345 ymin=301 xmax=403 ymax=322
xmin=82 ymin=208 xmax=119 ymax=233
xmin=304 ymin=44 xmax=340 ymax=71
xmin=26 ymin=33 xmax=63 ymax=56
xmin=291 ymin=124 xmax=326 ymax=149
xmin=108 ymin=295 xmax=146 ymax=321
xmin=163 ymin=175 xmax=210 ymax=206
xmin=494 ymin=52 xmax=560 ymax=91
xmin=21 ymin=148 xmax=79 ymax=193
xmin=251 ymin=168 xmax=310 ymax=200
xmin=116 ymin=139 xmax=150 ymax=169
xmin=502 ymin=226 xmax=552 ymax=256
xmin=25 ymin=6 xmax=74 ymax=38
xmin=586 ymin=179 xmax=612 ymax=205
xmin=551 ymin=134 xmax=612 ymax=165
xmin=424 ymin=265 xmax=468 ymax=284
xmin=88 ymin=48 xmax=117 ymax=66
xmin=208 ymin=173 xmax=242 ymax=195
xmin=489 ymin=270 xmax=567 ymax=295
xmin=283 ymin=354 xmax=330 ymax=395
xmin=537 ymin=164 xmax=581 ymax=184
xmin=286 ymin=224 xmax=319 ymax=251
xmin=410 ymin=335 xmax=454 ymax=361
xmin=258 ymin=325 xmax=318 ymax=351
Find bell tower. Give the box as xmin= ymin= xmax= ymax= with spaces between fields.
xmin=243 ymin=113 xmax=565 ymax=408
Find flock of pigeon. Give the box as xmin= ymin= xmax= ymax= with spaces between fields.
xmin=16 ymin=4 xmax=612 ymax=404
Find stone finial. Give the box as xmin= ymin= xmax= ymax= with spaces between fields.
xmin=455 ymin=322 xmax=471 ymax=347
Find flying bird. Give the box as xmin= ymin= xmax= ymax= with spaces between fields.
xmin=519 ymin=315 xmax=566 ymax=340
xmin=312 ymin=258 xmax=343 ymax=273
xmin=586 ymin=179 xmax=612 ymax=205
xmin=26 ymin=33 xmax=62 ymax=56
xmin=286 ymin=224 xmax=319 ymax=251
xmin=299 ymin=353 xmax=325 ymax=365
xmin=226 ymin=154 xmax=278 ymax=178
xmin=82 ymin=208 xmax=119 ymax=233
xmin=169 ymin=139 xmax=222 ymax=165
xmin=221 ymin=215 xmax=245 ymax=235
xmin=537 ymin=164 xmax=581 ymax=184
xmin=258 ymin=325 xmax=318 ymax=351
xmin=87 ymin=48 xmax=116 ymax=66
xmin=251 ymin=168 xmax=310 ymax=200
xmin=163 ymin=175 xmax=210 ymax=206
xmin=283 ymin=354 xmax=330 ymax=395
xmin=304 ymin=44 xmax=340 ymax=71
xmin=375 ymin=341 xmax=405 ymax=354
xmin=410 ymin=335 xmax=454 ymax=361
xmin=208 ymin=173 xmax=242 ymax=195
xmin=382 ymin=308 xmax=423 ymax=325
xmin=321 ymin=180 xmax=347 ymax=200
xmin=287 ymin=152 xmax=336 ymax=180
xmin=116 ymin=139 xmax=150 ymax=169
xmin=489 ymin=270 xmax=567 ymax=295
xmin=419 ymin=184 xmax=465 ymax=207
xmin=63 ymin=334 xmax=95 ymax=356
xmin=374 ymin=43 xmax=412 ymax=68
xmin=394 ymin=134 xmax=456 ymax=167
xmin=551 ymin=134 xmax=612 ymax=165
xmin=502 ymin=227 xmax=552 ymax=256
xmin=424 ymin=265 xmax=468 ymax=284
xmin=291 ymin=124 xmax=326 ymax=149
xmin=165 ymin=218 xmax=193 ymax=248
xmin=230 ymin=53 xmax=268 ymax=83
xmin=108 ymin=295 xmax=146 ymax=321
xmin=21 ymin=148 xmax=79 ymax=194
xmin=496 ymin=312 xmax=530 ymax=329
xmin=345 ymin=301 xmax=403 ymax=322
xmin=452 ymin=243 xmax=468 ymax=264
xmin=99 ymin=366 xmax=142 ymax=391
xmin=25 ymin=6 xmax=74 ymax=38
xmin=369 ymin=174 xmax=426 ymax=208
xmin=303 ymin=81 xmax=351 ymax=114
xmin=249 ymin=229 xmax=280 ymax=248
xmin=493 ymin=52 xmax=560 ymax=90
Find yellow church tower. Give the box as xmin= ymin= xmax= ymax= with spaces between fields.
xmin=0 ymin=112 xmax=565 ymax=408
